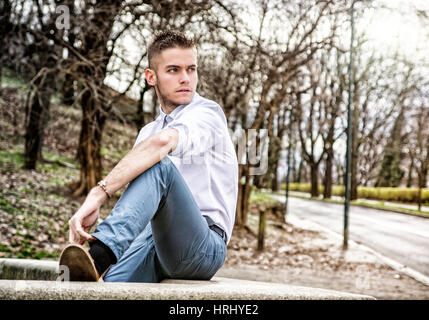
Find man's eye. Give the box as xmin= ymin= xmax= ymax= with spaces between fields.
xmin=168 ymin=68 xmax=177 ymax=73
xmin=188 ymin=67 xmax=196 ymax=72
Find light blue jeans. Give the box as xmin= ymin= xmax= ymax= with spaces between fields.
xmin=91 ymin=157 xmax=227 ymax=283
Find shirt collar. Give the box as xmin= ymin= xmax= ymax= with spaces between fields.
xmin=156 ymin=92 xmax=199 ymax=122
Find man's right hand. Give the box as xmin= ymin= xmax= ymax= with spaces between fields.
xmin=68 ymin=187 xmax=106 ymax=245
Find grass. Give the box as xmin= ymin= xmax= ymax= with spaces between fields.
xmin=43 ymin=151 xmax=78 ymax=166
xmin=1 ymin=68 xmax=27 ymax=88
xmin=282 ymin=182 xmax=429 ymax=204
xmin=353 ymin=200 xmax=429 ymax=217
xmin=250 ymin=188 xmax=282 ymax=205
xmin=0 ymin=197 xmax=20 ymax=214
xmin=0 ymin=149 xmax=25 ymax=166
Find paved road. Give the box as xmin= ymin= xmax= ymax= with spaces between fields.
xmin=272 ymin=195 xmax=429 ymax=278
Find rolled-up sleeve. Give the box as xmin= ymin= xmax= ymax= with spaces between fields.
xmin=166 ymin=106 xmax=224 ymax=158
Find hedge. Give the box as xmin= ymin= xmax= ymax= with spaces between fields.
xmin=282 ymin=183 xmax=429 ymax=204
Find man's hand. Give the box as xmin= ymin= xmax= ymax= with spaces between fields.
xmin=68 ymin=187 xmax=106 ymax=245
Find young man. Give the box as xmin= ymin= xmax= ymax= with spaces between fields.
xmin=59 ymin=30 xmax=238 ymax=283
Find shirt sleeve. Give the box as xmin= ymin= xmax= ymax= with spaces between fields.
xmin=166 ymin=105 xmax=225 ymax=158
xmin=132 ymin=122 xmax=157 ymax=149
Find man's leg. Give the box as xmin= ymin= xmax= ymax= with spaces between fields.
xmin=101 ymin=224 xmax=164 ymax=282
xmin=91 ymin=157 xmax=226 ymax=281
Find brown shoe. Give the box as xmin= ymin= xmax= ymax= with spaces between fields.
xmin=59 ymin=244 xmax=99 ymax=281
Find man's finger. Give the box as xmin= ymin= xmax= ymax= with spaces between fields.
xmin=76 ymin=226 xmax=94 ymax=242
xmin=69 ymin=228 xmax=77 ymax=243
xmin=68 ymin=218 xmax=77 ymax=243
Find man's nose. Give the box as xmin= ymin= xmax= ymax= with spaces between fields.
xmin=179 ymin=70 xmax=190 ymax=83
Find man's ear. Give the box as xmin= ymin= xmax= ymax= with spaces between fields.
xmin=145 ymin=68 xmax=157 ymax=86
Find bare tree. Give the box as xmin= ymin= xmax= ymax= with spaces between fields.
xmin=0 ymin=0 xmax=13 ymax=87
xmin=229 ymin=0 xmax=347 ymax=226
xmin=6 ymin=0 xmax=64 ymax=169
xmin=295 ymin=46 xmax=346 ymax=198
xmin=345 ymin=35 xmax=398 ymax=199
xmin=406 ymin=96 xmax=429 ymax=210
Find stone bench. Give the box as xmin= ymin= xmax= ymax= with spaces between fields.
xmin=0 ymin=258 xmax=375 ymax=300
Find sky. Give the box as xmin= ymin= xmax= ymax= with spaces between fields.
xmin=361 ymin=0 xmax=429 ymax=60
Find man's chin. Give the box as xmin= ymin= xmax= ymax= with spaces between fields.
xmin=174 ymin=93 xmax=194 ymax=105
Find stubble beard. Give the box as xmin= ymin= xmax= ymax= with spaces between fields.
xmin=155 ymin=79 xmax=181 ymax=112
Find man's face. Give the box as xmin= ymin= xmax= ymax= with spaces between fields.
xmin=146 ymin=47 xmax=198 ymax=109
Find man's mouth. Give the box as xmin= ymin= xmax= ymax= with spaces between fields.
xmin=177 ymin=88 xmax=191 ymax=93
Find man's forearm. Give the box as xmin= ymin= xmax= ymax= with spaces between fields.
xmin=92 ymin=128 xmax=178 ymax=201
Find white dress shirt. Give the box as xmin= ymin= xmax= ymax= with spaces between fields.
xmin=133 ymin=92 xmax=238 ymax=243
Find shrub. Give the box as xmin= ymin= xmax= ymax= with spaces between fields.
xmin=282 ymin=183 xmax=429 ymax=203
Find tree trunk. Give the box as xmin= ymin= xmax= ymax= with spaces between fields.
xmin=24 ymin=64 xmax=56 ymax=169
xmin=273 ymin=159 xmax=280 ymax=192
xmin=417 ymin=166 xmax=428 ymax=212
xmin=73 ymin=90 xmax=106 ymax=196
xmin=295 ymin=158 xmax=303 ymax=183
xmin=406 ymin=158 xmax=414 ymax=188
xmin=235 ymin=164 xmax=252 ymax=228
xmin=350 ymin=102 xmax=360 ymax=201
xmin=0 ymin=0 xmax=13 ymax=88
xmin=235 ymin=165 xmax=244 ymax=227
xmin=323 ymin=145 xmax=333 ymax=199
xmin=24 ymin=91 xmax=45 ymax=169
xmin=351 ymin=146 xmax=359 ymax=200
xmin=290 ymin=149 xmax=296 ymax=183
xmin=72 ymin=0 xmax=122 ymax=196
xmin=417 ymin=187 xmax=422 ymax=212
xmin=310 ymin=162 xmax=319 ymax=197
xmin=242 ymin=174 xmax=252 ymax=227
xmin=269 ymin=136 xmax=282 ymax=190
xmin=62 ymin=74 xmax=75 ymax=106
xmin=136 ymin=80 xmax=151 ymax=132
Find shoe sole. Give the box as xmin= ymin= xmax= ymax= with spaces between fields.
xmin=59 ymin=244 xmax=99 ymax=281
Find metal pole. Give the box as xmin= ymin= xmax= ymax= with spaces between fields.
xmin=344 ymin=0 xmax=355 ymax=250
xmin=285 ymin=108 xmax=293 ymax=220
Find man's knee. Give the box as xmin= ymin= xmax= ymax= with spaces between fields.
xmin=131 ymin=156 xmax=173 ymax=183
xmin=158 ymin=156 xmax=173 ymax=168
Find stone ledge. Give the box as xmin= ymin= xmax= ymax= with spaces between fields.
xmin=0 ymin=258 xmax=58 ymax=281
xmin=0 ymin=278 xmax=374 ymax=300
xmin=0 ymin=258 xmax=375 ymax=300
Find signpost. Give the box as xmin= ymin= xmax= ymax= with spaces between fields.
xmin=344 ymin=0 xmax=356 ymax=250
